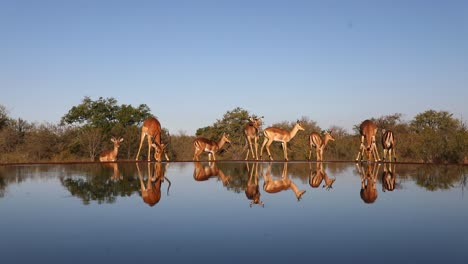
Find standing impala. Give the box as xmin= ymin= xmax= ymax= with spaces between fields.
xmin=193 ymin=133 xmax=231 ymax=161
xmin=244 ymin=116 xmax=263 ymax=160
xmin=381 ymin=129 xmax=397 ymax=162
xmin=260 ymin=120 xmax=304 ymax=161
xmin=308 ymin=130 xmax=335 ymax=161
xmin=356 ymin=119 xmax=380 ymax=162
xmin=135 ymin=117 xmax=169 ymax=162
xmin=99 ymin=137 xmax=124 ymax=162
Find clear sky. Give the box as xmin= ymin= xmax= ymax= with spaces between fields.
xmin=1 ymin=0 xmax=467 ymax=135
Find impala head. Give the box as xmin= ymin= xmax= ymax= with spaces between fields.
xmin=324 ymin=130 xmax=335 ymax=141
xmin=111 ymin=137 xmax=124 ymax=147
xmin=222 ymin=133 xmax=231 ymax=144
xmin=295 ymin=120 xmax=305 ymax=131
xmin=151 ymin=142 xmax=168 ymax=162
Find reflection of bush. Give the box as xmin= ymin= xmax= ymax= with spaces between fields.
xmin=60 ymin=176 xmax=139 ymax=205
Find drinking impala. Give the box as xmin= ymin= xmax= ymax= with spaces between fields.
xmin=99 ymin=137 xmax=123 ymax=162
xmin=308 ymin=130 xmax=335 ymax=161
xmin=193 ymin=133 xmax=231 ymax=161
xmin=356 ymin=119 xmax=380 ymax=162
xmin=381 ymin=129 xmax=397 ymax=162
xmin=260 ymin=120 xmax=304 ymax=161
xmin=244 ymin=116 xmax=263 ymax=160
xmin=135 ymin=117 xmax=170 ymax=162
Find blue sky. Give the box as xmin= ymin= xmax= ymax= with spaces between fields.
xmin=1 ymin=0 xmax=467 ymax=134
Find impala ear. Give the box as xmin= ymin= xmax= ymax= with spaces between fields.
xmin=119 ymin=138 xmax=124 ymax=143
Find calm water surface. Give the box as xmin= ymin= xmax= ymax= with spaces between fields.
xmin=0 ymin=162 xmax=467 ymax=264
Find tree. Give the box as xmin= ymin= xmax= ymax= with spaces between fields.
xmin=196 ymin=107 xmax=260 ymax=160
xmin=61 ymin=96 xmax=152 ymax=132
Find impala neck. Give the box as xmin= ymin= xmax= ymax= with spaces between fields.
xmin=289 ymin=125 xmax=301 ymax=140
xmin=323 ymin=137 xmax=331 ymax=147
xmin=217 ymin=137 xmax=228 ymax=149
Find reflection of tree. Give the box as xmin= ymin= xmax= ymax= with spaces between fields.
xmin=60 ymin=164 xmax=139 ymax=205
xmin=413 ymin=166 xmax=464 ymax=191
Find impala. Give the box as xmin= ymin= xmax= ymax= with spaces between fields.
xmin=193 ymin=162 xmax=231 ymax=186
xmin=99 ymin=137 xmax=123 ymax=162
xmin=245 ymin=162 xmax=263 ymax=207
xmin=136 ymin=162 xmax=171 ymax=207
xmin=308 ymin=130 xmax=335 ymax=161
xmin=151 ymin=142 xmax=169 ymax=163
xmin=382 ymin=163 xmax=396 ymax=192
xmin=244 ymin=116 xmax=263 ymax=160
xmin=260 ymin=121 xmax=304 ymax=161
xmin=135 ymin=117 xmax=169 ymax=162
xmin=309 ymin=162 xmax=335 ymax=190
xmin=356 ymin=120 xmax=380 ymax=162
xmin=262 ymin=162 xmax=306 ymax=201
xmin=382 ymin=129 xmax=397 ymax=162
xmin=356 ymin=163 xmax=381 ymax=204
xmin=193 ymin=133 xmax=231 ymax=161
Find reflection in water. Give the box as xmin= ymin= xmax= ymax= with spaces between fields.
xmin=309 ymin=162 xmax=336 ymax=190
xmin=262 ymin=162 xmax=306 ymax=201
xmin=356 ymin=163 xmax=381 ymax=204
xmin=193 ymin=162 xmax=231 ymax=186
xmin=103 ymin=162 xmax=122 ymax=182
xmin=245 ymin=162 xmax=263 ymax=207
xmin=136 ymin=162 xmax=171 ymax=207
xmin=382 ymin=163 xmax=397 ymax=192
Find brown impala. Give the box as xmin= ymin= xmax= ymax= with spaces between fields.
xmin=356 ymin=120 xmax=380 ymax=162
xmin=136 ymin=162 xmax=171 ymax=207
xmin=309 ymin=162 xmax=335 ymax=190
xmin=244 ymin=116 xmax=263 ymax=160
xmin=135 ymin=117 xmax=170 ymax=162
xmin=262 ymin=162 xmax=306 ymax=201
xmin=260 ymin=120 xmax=304 ymax=161
xmin=193 ymin=162 xmax=231 ymax=186
xmin=356 ymin=163 xmax=381 ymax=204
xmin=99 ymin=137 xmax=124 ymax=162
xmin=381 ymin=129 xmax=397 ymax=162
xmin=245 ymin=162 xmax=263 ymax=207
xmin=308 ymin=130 xmax=335 ymax=161
xmin=193 ymin=133 xmax=231 ymax=161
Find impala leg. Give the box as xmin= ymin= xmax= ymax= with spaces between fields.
xmin=260 ymin=137 xmax=268 ymax=160
xmin=372 ymin=139 xmax=380 ymax=161
xmin=248 ymin=137 xmax=255 ymax=160
xmin=135 ymin=133 xmax=146 ymax=160
xmin=317 ymin=148 xmax=321 ymax=162
xmin=282 ymin=142 xmax=288 ymax=161
xmin=356 ymin=135 xmax=364 ymax=161
xmin=265 ymin=140 xmax=274 ymax=161
xmin=308 ymin=147 xmax=313 ymax=161
xmin=147 ymin=136 xmax=152 ymax=162
xmin=254 ymin=136 xmax=259 ymax=160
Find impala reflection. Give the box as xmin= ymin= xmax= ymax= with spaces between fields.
xmin=245 ymin=162 xmax=263 ymax=207
xmin=136 ymin=162 xmax=171 ymax=207
xmin=262 ymin=162 xmax=306 ymax=201
xmin=356 ymin=163 xmax=381 ymax=204
xmin=309 ymin=162 xmax=335 ymax=190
